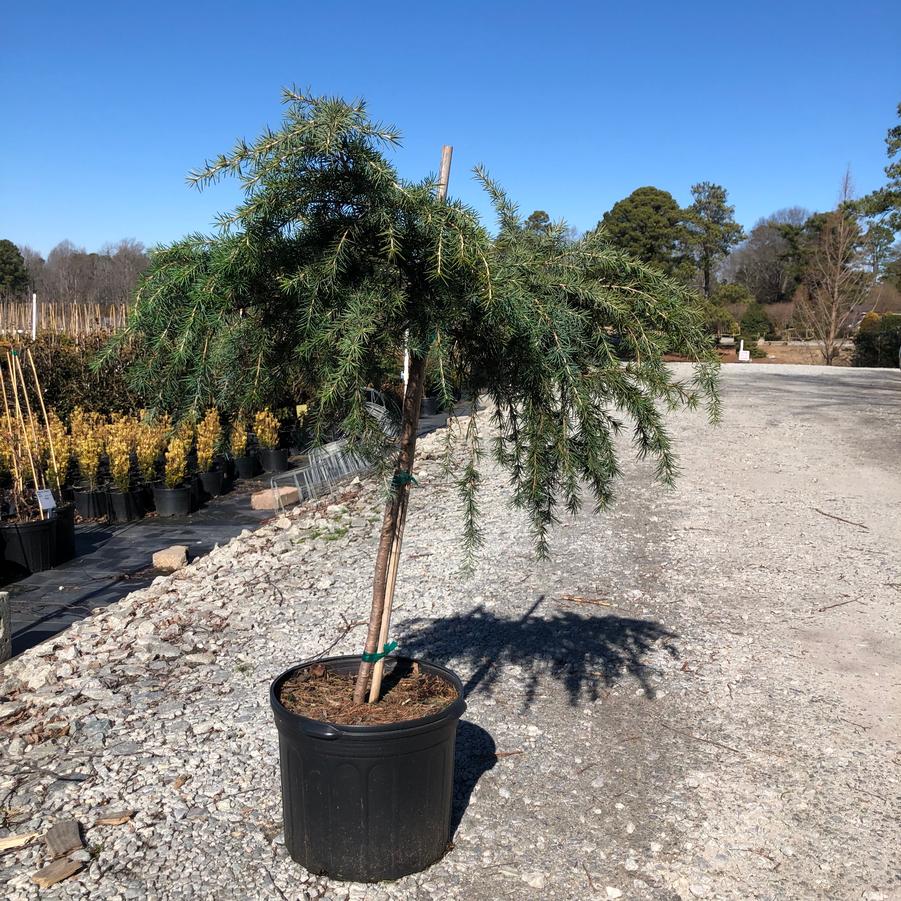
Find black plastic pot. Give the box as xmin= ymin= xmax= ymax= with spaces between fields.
xmin=1 ymin=517 xmax=57 ymax=575
xmin=199 ymin=469 xmax=225 ymax=498
xmin=235 ymin=455 xmax=259 ymax=480
xmin=420 ymin=396 xmax=439 ymax=417
xmin=270 ymin=655 xmax=466 ymax=882
xmin=152 ymin=485 xmax=192 ymax=517
xmin=107 ymin=489 xmax=144 ymax=524
xmin=189 ymin=474 xmax=203 ymax=511
xmin=73 ymin=488 xmax=106 ymax=520
xmin=53 ymin=504 xmax=76 ymax=565
xmin=139 ymin=482 xmax=156 ymax=513
xmin=259 ymin=447 xmax=290 ymax=473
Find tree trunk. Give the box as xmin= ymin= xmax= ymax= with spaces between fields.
xmin=353 ymin=353 xmax=428 ymax=704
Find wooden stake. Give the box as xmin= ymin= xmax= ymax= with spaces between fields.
xmin=27 ymin=348 xmax=61 ymax=494
xmin=0 ymin=364 xmax=23 ymax=496
xmin=366 ymin=145 xmax=454 ymax=704
xmin=7 ymin=353 xmax=43 ymax=517
xmin=14 ymin=353 xmax=44 ymax=481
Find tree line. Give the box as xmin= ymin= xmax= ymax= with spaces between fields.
xmin=0 ymin=239 xmax=149 ymax=305
xmin=526 ymin=103 xmax=901 ymax=361
xmin=2 ymin=102 xmax=898 ymax=366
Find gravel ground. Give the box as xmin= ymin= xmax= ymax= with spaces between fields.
xmin=1 ymin=363 xmax=899 ymax=900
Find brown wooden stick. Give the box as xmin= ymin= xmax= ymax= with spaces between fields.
xmin=559 ymin=595 xmax=614 ymax=608
xmin=812 ymin=507 xmax=868 ymax=530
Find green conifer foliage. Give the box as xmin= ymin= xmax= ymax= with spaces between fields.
xmin=111 ymin=88 xmax=719 ymax=559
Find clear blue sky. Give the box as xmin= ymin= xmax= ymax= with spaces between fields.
xmin=2 ymin=0 xmax=899 ymax=256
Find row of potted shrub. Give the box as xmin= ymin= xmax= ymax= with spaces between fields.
xmin=67 ymin=407 xmax=292 ymax=522
xmin=0 ymin=405 xmax=294 ymax=575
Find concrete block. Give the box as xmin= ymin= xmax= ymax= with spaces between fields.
xmin=152 ymin=545 xmax=189 ymax=572
xmin=251 ymin=487 xmax=300 ymax=510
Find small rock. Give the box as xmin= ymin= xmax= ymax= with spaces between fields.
xmin=522 ymin=872 xmax=546 ymax=889
xmin=95 ymin=809 xmax=135 ymax=826
xmin=0 ymin=701 xmax=25 ymax=720
xmin=152 ymin=545 xmax=189 ymax=572
xmin=44 ymin=820 xmax=83 ymax=858
xmin=606 ymin=889 xmax=623 ymax=899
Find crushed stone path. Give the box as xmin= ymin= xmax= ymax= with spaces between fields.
xmin=1 ymin=363 xmax=898 ymax=900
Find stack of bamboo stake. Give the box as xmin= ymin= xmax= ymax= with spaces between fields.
xmin=0 ymin=349 xmax=60 ymax=520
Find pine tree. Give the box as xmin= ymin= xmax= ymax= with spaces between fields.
xmin=684 ymin=183 xmax=745 ymax=297
xmin=859 ymin=102 xmax=901 ymax=232
xmin=111 ymin=90 xmax=720 ymax=703
xmin=0 ymin=240 xmax=29 ymax=296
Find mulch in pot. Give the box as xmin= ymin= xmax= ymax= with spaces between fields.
xmin=278 ymin=662 xmax=458 ymax=726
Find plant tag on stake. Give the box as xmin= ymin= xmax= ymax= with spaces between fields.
xmin=36 ymin=489 xmax=57 ymax=514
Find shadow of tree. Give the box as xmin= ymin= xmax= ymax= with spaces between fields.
xmin=451 ymin=721 xmax=496 ymax=838
xmin=402 ymin=596 xmax=678 ymax=709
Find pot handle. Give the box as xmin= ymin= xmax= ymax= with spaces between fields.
xmin=300 ymin=722 xmax=342 ymax=740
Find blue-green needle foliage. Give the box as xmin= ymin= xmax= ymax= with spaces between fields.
xmin=112 ymin=89 xmax=719 ymax=556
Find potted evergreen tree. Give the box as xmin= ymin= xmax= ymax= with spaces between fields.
xmin=70 ymin=408 xmax=107 ymax=520
xmin=196 ymin=407 xmax=225 ymax=497
xmin=230 ymin=415 xmax=257 ymax=480
xmin=105 ymin=414 xmax=143 ymax=522
xmin=255 ymin=408 xmax=288 ymax=473
xmin=152 ymin=433 xmax=191 ymax=517
xmin=45 ymin=410 xmax=75 ymax=564
xmin=134 ymin=414 xmax=168 ymax=511
xmin=115 ymin=91 xmax=719 ymax=882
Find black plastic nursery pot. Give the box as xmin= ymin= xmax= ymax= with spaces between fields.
xmin=235 ymin=455 xmax=259 ymax=480
xmin=107 ymin=489 xmax=144 ymax=524
xmin=1 ymin=517 xmax=57 ymax=575
xmin=420 ymin=396 xmax=439 ymax=417
xmin=53 ymin=504 xmax=76 ymax=565
xmin=270 ymin=655 xmax=466 ymax=883
xmin=73 ymin=487 xmax=106 ymax=520
xmin=139 ymin=483 xmax=156 ymax=513
xmin=198 ymin=469 xmax=225 ymax=498
xmin=152 ymin=485 xmax=192 ymax=517
xmin=259 ymin=447 xmax=290 ymax=473
xmin=189 ymin=474 xmax=203 ymax=511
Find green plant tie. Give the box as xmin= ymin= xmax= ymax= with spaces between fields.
xmin=361 ymin=640 xmax=397 ymax=663
xmin=391 ymin=470 xmax=418 ymax=489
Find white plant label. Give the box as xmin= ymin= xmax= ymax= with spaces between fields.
xmin=36 ymin=489 xmax=57 ymax=513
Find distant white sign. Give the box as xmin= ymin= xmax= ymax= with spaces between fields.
xmin=36 ymin=489 xmax=57 ymax=513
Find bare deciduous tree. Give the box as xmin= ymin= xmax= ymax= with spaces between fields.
xmin=795 ymin=174 xmax=871 ymax=365
xmin=16 ymin=239 xmax=148 ymax=304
